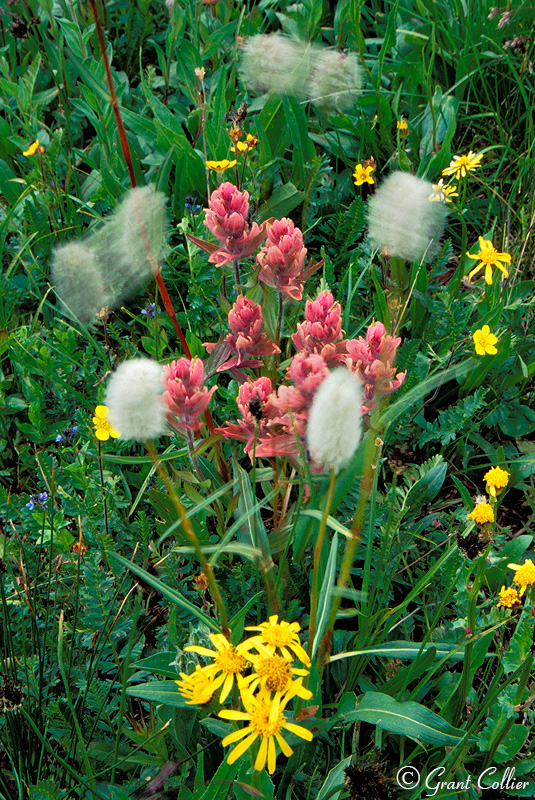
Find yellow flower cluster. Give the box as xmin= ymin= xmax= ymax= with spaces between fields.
xmin=484 ymin=466 xmax=509 ymax=497
xmin=496 ymin=586 xmax=521 ymax=609
xmin=497 ymin=559 xmax=535 ymax=608
xmin=467 ymin=502 xmax=494 ymax=526
xmin=176 ymin=616 xmax=314 ymax=774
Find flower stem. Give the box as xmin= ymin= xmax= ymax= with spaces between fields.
xmin=144 ymin=439 xmax=230 ymax=638
xmin=307 ymin=469 xmax=336 ymax=663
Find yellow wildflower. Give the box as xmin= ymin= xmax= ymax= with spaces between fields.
xmin=185 ymin=633 xmax=248 ymax=702
xmin=397 ymin=119 xmax=409 ymax=136
xmin=241 ymin=615 xmax=311 ymax=666
xmin=23 ymin=139 xmax=45 ymax=156
xmin=219 ymin=680 xmax=313 ymax=774
xmin=467 ymin=502 xmax=494 ymax=525
xmin=240 ymin=645 xmax=312 ymax=699
xmin=497 ymin=586 xmax=521 ymax=609
xmin=466 ymin=237 xmax=511 ymax=284
xmin=507 ymin=559 xmax=535 ymax=596
xmin=353 ymin=163 xmax=375 ymax=187
xmin=442 ymin=150 xmax=483 ymax=179
xmin=428 ymin=178 xmax=458 ymax=203
xmin=176 ymin=664 xmax=221 ymax=705
xmin=206 ymin=159 xmax=237 ymax=173
xmin=237 ymin=134 xmax=258 ymax=152
xmin=92 ymin=405 xmax=120 ymax=441
xmin=484 ymin=466 xmax=509 ymax=497
xmin=473 ymin=325 xmax=498 ymax=356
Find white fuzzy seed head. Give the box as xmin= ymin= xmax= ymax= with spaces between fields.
xmin=51 ymin=242 xmax=108 ymax=325
xmin=240 ymin=34 xmax=311 ymax=98
xmin=306 ymin=368 xmax=363 ymax=473
xmin=105 ymin=358 xmax=167 ymax=442
xmin=367 ymin=172 xmax=449 ymax=263
xmin=307 ymin=50 xmax=362 ymax=113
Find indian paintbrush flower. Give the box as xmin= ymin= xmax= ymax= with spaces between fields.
xmin=466 ymin=237 xmax=511 ymax=284
xmin=306 ymin=368 xmax=363 ymax=473
xmin=104 ymin=359 xmax=167 ymax=442
xmin=367 ymin=171 xmax=448 ymax=263
xmin=292 ymin=289 xmax=347 ymax=366
xmin=162 ymin=357 xmax=216 ymax=432
xmin=204 ymin=295 xmax=280 ymax=372
xmin=256 ymin=217 xmax=308 ymax=300
xmin=202 ymin=182 xmax=267 ymax=267
xmin=473 ymin=325 xmax=498 ymax=355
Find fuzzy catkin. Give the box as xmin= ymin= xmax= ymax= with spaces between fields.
xmin=307 ymin=50 xmax=362 ymax=113
xmin=367 ymin=172 xmax=449 ymax=263
xmin=51 ymin=242 xmax=108 ymax=325
xmin=306 ymin=368 xmax=363 ymax=473
xmin=105 ymin=358 xmax=167 ymax=442
xmin=239 ymin=34 xmax=311 ymax=98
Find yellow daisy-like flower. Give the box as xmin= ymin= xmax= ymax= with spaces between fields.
xmin=396 ymin=119 xmax=409 ymax=136
xmin=353 ymin=163 xmax=375 ymax=187
xmin=206 ymin=159 xmax=237 ymax=174
xmin=219 ymin=681 xmax=313 ymax=774
xmin=496 ymin=586 xmax=521 ymax=609
xmin=473 ymin=325 xmax=498 ymax=356
xmin=484 ymin=466 xmax=509 ymax=497
xmin=428 ymin=178 xmax=459 ymax=203
xmin=175 ymin=664 xmax=221 ymax=705
xmin=22 ymin=139 xmax=45 ymax=156
xmin=467 ymin=502 xmax=494 ymax=526
xmin=242 ymin=615 xmax=311 ymax=667
xmin=466 ymin=237 xmax=511 ymax=285
xmin=507 ymin=559 xmax=535 ymax=596
xmin=92 ymin=405 xmax=120 ymax=441
xmin=441 ymin=150 xmax=483 ymax=179
xmin=185 ymin=633 xmax=248 ymax=702
xmin=240 ymin=646 xmax=312 ymax=699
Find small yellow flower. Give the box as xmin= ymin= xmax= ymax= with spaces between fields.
xmin=397 ymin=119 xmax=409 ymax=136
xmin=241 ymin=615 xmax=311 ymax=666
xmin=466 ymin=237 xmax=511 ymax=284
xmin=353 ymin=163 xmax=375 ymax=187
xmin=219 ymin=680 xmax=313 ymax=774
xmin=484 ymin=466 xmax=509 ymax=497
xmin=23 ymin=139 xmax=45 ymax=157
xmin=92 ymin=405 xmax=120 ymax=441
xmin=176 ymin=665 xmax=221 ymax=705
xmin=428 ymin=178 xmax=459 ymax=203
xmin=497 ymin=586 xmax=521 ymax=609
xmin=467 ymin=502 xmax=494 ymax=525
xmin=206 ymin=159 xmax=237 ymax=173
xmin=473 ymin=325 xmax=498 ymax=356
xmin=237 ymin=134 xmax=258 ymax=152
xmin=442 ymin=150 xmax=483 ymax=179
xmin=185 ymin=633 xmax=248 ymax=702
xmin=507 ymin=559 xmax=535 ymax=596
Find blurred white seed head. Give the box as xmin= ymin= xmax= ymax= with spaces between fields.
xmin=239 ymin=34 xmax=311 ymax=98
xmin=51 ymin=242 xmax=108 ymax=325
xmin=105 ymin=358 xmax=167 ymax=442
xmin=165 ymin=0 xmax=174 ymax=15
xmin=306 ymin=368 xmax=363 ymax=473
xmin=367 ymin=172 xmax=448 ymax=263
xmin=308 ymin=50 xmax=362 ymax=113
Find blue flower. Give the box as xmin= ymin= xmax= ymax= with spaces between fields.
xmin=26 ymin=493 xmax=48 ymax=510
xmin=141 ymin=303 xmax=156 ymax=318
xmin=56 ymin=426 xmax=78 ymax=443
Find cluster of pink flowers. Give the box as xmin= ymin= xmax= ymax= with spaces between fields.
xmin=292 ymin=290 xmax=347 ymax=366
xmin=162 ymin=358 xmax=216 ymax=434
xmin=201 ymin=183 xmax=267 ymax=267
xmin=256 ymin=218 xmax=308 ymax=300
xmin=204 ymin=295 xmax=279 ymax=375
xmin=344 ymin=321 xmax=406 ymax=413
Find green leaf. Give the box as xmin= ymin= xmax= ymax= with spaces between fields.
xmin=502 ymin=610 xmax=535 ymax=674
xmin=125 ymin=680 xmax=196 ymax=708
xmin=257 ymin=183 xmax=306 ymax=222
xmin=499 ymin=403 xmax=535 ymax=437
xmin=312 ymin=533 xmax=339 ymax=657
xmin=329 ymin=641 xmax=465 ymax=663
xmin=196 ymin=752 xmax=241 ymax=800
xmin=353 ymin=691 xmax=467 ymax=746
xmin=133 ymin=651 xmax=179 ymax=679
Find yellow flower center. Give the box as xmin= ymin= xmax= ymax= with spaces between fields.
xmin=250 ymin=701 xmax=284 ymax=737
xmin=256 ymin=656 xmax=293 ymax=693
xmin=261 ymin=625 xmax=294 ymax=649
xmin=511 ymin=561 xmax=535 ymax=589
xmin=215 ymin=647 xmax=247 ymax=675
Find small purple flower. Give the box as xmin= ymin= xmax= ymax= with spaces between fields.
xmin=141 ymin=303 xmax=156 ymax=318
xmin=26 ymin=493 xmax=48 ymax=511
xmin=56 ymin=426 xmax=78 ymax=443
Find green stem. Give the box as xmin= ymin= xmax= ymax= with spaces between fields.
xmin=307 ymin=469 xmax=336 ymax=663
